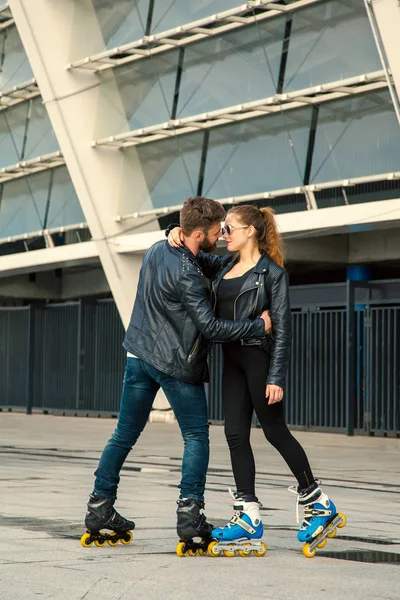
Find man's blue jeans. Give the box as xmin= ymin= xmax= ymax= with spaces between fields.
xmin=94 ymin=357 xmax=209 ymax=501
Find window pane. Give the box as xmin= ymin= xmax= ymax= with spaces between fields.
xmin=92 ymin=0 xmax=149 ymax=49
xmin=203 ymin=108 xmax=312 ymax=198
xmin=132 ymin=132 xmax=204 ymax=209
xmin=0 ymin=172 xmax=50 ymax=238
xmin=0 ymin=102 xmax=29 ymax=168
xmin=284 ymin=0 xmax=382 ymax=92
xmin=113 ymin=50 xmax=179 ymax=129
xmin=311 ymin=91 xmax=400 ymax=183
xmin=177 ymin=19 xmax=285 ymax=118
xmin=24 ymin=98 xmax=59 ymax=159
xmin=151 ymin=0 xmax=239 ymax=33
xmin=46 ymin=167 xmax=85 ymax=228
xmin=0 ymin=26 xmax=34 ymax=91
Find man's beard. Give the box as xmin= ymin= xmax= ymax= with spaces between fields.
xmin=199 ymin=238 xmax=217 ymax=254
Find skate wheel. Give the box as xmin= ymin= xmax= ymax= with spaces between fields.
xmin=238 ymin=543 xmax=251 ymax=557
xmin=316 ymin=537 xmax=327 ymax=548
xmin=253 ymin=542 xmax=267 ymax=557
xmin=198 ymin=548 xmax=207 ymax=556
xmin=207 ymin=541 xmax=221 ymax=557
xmin=223 ymin=548 xmax=235 ymax=557
xmin=120 ymin=531 xmax=133 ymax=545
xmin=176 ymin=542 xmax=187 ymax=557
xmin=94 ymin=539 xmax=106 ymax=547
xmin=107 ymin=534 xmax=119 ymax=547
xmin=327 ymin=528 xmax=337 ymax=539
xmin=187 ymin=549 xmax=197 ymax=557
xmin=80 ymin=533 xmax=92 ymax=548
xmin=302 ymin=543 xmax=316 ymax=558
xmin=337 ymin=513 xmax=347 ymax=528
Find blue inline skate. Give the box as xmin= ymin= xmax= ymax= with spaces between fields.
xmin=208 ymin=490 xmax=267 ymax=557
xmin=289 ymin=481 xmax=346 ymax=558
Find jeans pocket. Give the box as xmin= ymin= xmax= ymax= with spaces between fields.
xmin=124 ymin=358 xmax=137 ymax=386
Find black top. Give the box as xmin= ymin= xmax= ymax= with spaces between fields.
xmin=217 ymin=269 xmax=254 ymax=321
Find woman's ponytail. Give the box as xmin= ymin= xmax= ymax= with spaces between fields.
xmin=259 ymin=207 xmax=285 ymax=267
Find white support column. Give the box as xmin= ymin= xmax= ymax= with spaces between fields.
xmin=365 ymin=0 xmax=400 ymax=125
xmin=10 ymin=0 xmax=172 ymax=414
xmin=8 ymin=0 xmax=156 ymax=328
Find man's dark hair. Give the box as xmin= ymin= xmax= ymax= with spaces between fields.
xmin=180 ymin=197 xmax=226 ymax=236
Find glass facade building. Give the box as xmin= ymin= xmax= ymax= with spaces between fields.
xmin=1 ymin=0 xmax=400 ymax=431
xmin=1 ymin=0 xmax=400 ymax=253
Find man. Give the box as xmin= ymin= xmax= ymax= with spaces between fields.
xmin=82 ymin=197 xmax=270 ymax=547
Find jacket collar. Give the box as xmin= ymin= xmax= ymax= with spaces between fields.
xmin=178 ymin=243 xmax=204 ymax=272
xmin=221 ymin=251 xmax=271 ymax=275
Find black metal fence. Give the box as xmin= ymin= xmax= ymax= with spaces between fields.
xmin=0 ymin=298 xmax=399 ymax=435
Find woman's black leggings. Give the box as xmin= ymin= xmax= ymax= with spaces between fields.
xmin=222 ymin=342 xmax=314 ymax=500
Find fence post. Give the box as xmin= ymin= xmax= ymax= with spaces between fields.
xmin=75 ymin=300 xmax=82 ymax=410
xmin=26 ymin=304 xmax=35 ymax=415
xmin=346 ymin=281 xmax=356 ymax=435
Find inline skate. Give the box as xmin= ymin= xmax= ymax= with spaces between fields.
xmin=175 ymin=498 xmax=213 ymax=556
xmin=208 ymin=490 xmax=267 ymax=557
xmin=80 ymin=493 xmax=135 ymax=547
xmin=289 ymin=480 xmax=346 ymax=558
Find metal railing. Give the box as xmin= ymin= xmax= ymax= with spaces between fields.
xmin=67 ymin=0 xmax=325 ymax=73
xmin=0 ymin=295 xmax=399 ymax=435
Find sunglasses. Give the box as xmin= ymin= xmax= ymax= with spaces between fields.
xmin=221 ymin=224 xmax=249 ymax=236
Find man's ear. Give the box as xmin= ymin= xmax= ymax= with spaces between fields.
xmin=193 ymin=230 xmax=205 ymax=242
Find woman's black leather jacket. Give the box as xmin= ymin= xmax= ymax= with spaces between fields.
xmin=197 ymin=251 xmax=292 ymax=389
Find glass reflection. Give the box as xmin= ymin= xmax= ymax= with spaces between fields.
xmin=113 ymin=50 xmax=179 ymax=129
xmin=0 ymin=171 xmax=50 ymax=238
xmin=177 ymin=19 xmax=285 ymax=118
xmin=133 ymin=132 xmax=204 ymax=208
xmin=0 ymin=26 xmax=33 ymax=91
xmin=311 ymin=91 xmax=400 ymax=183
xmin=203 ymin=108 xmax=312 ymax=199
xmin=151 ymin=0 xmax=239 ymax=34
xmin=92 ymin=0 xmax=149 ymax=49
xmin=46 ymin=167 xmax=85 ymax=228
xmin=284 ymin=0 xmax=382 ymax=91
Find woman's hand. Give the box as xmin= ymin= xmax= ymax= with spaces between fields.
xmin=168 ymin=227 xmax=184 ymax=248
xmin=265 ymin=384 xmax=283 ymax=405
xmin=260 ymin=310 xmax=272 ymax=335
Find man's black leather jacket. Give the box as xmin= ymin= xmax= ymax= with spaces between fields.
xmin=123 ymin=241 xmax=265 ymax=384
xmin=196 ymin=251 xmax=292 ymax=389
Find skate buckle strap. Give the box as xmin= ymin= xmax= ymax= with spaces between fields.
xmin=304 ymin=507 xmax=331 ymax=518
xmin=288 ymin=480 xmax=322 ymax=524
xmin=230 ymin=514 xmax=256 ymax=535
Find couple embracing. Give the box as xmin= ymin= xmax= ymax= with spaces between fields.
xmin=81 ymin=196 xmax=343 ymax=557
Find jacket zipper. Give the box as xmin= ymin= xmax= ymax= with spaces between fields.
xmin=233 ymin=285 xmax=260 ymax=320
xmin=187 ymin=335 xmax=201 ymax=363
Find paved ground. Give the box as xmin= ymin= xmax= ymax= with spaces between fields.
xmin=0 ymin=412 xmax=399 ymax=600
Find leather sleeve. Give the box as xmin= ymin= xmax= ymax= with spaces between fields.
xmin=266 ymin=269 xmax=292 ymax=388
xmin=178 ymin=270 xmax=265 ymax=342
xmin=196 ymin=251 xmax=224 ymax=280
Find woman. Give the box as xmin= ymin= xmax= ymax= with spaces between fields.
xmin=168 ymin=205 xmax=344 ymax=555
